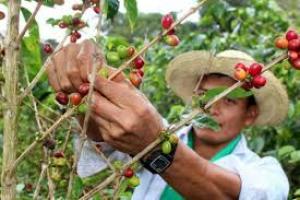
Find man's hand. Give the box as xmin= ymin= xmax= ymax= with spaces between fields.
xmin=90 ymin=75 xmax=164 ymax=155
xmin=46 ymin=40 xmax=164 ymax=153
xmin=45 ymin=39 xmax=124 ymax=93
xmin=45 ymin=40 xmax=123 ymax=141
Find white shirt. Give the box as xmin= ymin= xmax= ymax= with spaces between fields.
xmin=76 ymin=125 xmax=289 ymax=200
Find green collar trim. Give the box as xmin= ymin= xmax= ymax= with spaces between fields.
xmin=188 ymin=128 xmax=241 ymax=162
xmin=160 ymin=128 xmax=241 ymax=200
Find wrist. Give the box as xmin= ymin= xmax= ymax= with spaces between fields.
xmin=140 ymin=140 xmax=178 ymax=174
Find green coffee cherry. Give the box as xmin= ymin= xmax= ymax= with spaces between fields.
xmin=128 ymin=175 xmax=140 ymax=187
xmin=161 ymin=140 xmax=172 ymax=154
xmin=106 ymin=52 xmax=120 ymax=64
xmin=169 ymin=134 xmax=179 ymax=145
xmin=117 ymin=45 xmax=129 ymax=59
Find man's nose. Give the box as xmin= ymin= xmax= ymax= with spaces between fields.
xmin=209 ymin=100 xmax=221 ymax=116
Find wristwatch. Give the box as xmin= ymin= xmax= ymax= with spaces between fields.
xmin=140 ymin=143 xmax=178 ymax=174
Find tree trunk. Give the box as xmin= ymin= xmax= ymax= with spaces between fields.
xmin=1 ymin=0 xmax=21 ymax=200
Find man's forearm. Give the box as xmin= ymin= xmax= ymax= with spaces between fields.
xmin=161 ymin=141 xmax=241 ymax=200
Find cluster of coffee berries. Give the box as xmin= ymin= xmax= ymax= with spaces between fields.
xmin=129 ymin=55 xmax=145 ymax=88
xmin=234 ymin=62 xmax=267 ymax=89
xmin=161 ymin=14 xmax=180 ymax=47
xmin=161 ymin=133 xmax=179 ymax=154
xmin=275 ymin=30 xmax=300 ymax=69
xmin=0 ymin=11 xmax=5 ymax=20
xmin=50 ymin=14 xmax=85 ymax=43
xmin=123 ymin=167 xmax=140 ymax=187
xmin=106 ymin=45 xmax=135 ymax=65
xmin=55 ymin=83 xmax=89 ymax=106
xmin=106 ymin=44 xmax=145 ymax=88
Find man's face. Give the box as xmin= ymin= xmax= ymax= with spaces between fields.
xmin=194 ymin=74 xmax=258 ymax=145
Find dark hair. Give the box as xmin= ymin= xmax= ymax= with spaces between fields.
xmin=247 ymin=95 xmax=256 ymax=108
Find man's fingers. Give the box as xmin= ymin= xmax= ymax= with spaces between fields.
xmin=65 ymin=43 xmax=83 ymax=90
xmin=77 ymin=40 xmax=104 ymax=82
xmin=90 ymin=92 xmax=123 ymax=123
xmin=90 ymin=113 xmax=131 ymax=153
xmin=92 ymin=75 xmax=138 ymax=108
xmin=46 ymin=58 xmax=61 ymax=92
xmin=52 ymin=48 xmax=74 ymax=93
xmin=106 ymin=66 xmax=127 ymax=83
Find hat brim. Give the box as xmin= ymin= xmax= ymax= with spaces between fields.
xmin=166 ymin=51 xmax=289 ymax=126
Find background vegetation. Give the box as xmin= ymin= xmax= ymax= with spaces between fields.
xmin=1 ymin=0 xmax=300 ymax=199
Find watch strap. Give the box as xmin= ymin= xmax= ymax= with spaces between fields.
xmin=140 ymin=143 xmax=177 ymax=174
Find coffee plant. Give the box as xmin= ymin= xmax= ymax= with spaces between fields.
xmin=0 ymin=0 xmax=300 ymax=199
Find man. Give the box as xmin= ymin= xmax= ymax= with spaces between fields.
xmin=46 ymin=40 xmax=289 ymax=199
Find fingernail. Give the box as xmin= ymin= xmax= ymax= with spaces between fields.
xmin=88 ymin=74 xmax=92 ymax=82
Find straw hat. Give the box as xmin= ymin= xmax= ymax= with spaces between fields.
xmin=166 ymin=50 xmax=289 ymax=126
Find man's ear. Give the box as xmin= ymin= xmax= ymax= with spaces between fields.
xmin=244 ymin=105 xmax=259 ymax=126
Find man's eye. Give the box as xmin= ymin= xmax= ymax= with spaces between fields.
xmin=224 ymin=97 xmax=236 ymax=104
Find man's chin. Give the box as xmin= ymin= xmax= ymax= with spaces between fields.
xmin=193 ymin=127 xmax=226 ymax=145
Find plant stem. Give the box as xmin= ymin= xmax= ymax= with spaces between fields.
xmin=16 ymin=0 xmax=42 ymax=44
xmin=1 ymin=1 xmax=21 ymax=200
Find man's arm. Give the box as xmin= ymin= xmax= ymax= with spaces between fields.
xmin=161 ymin=141 xmax=241 ymax=200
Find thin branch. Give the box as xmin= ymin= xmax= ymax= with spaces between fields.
xmin=89 ymin=141 xmax=115 ymax=170
xmin=47 ymin=165 xmax=55 ymax=200
xmin=112 ymin=175 xmax=123 ymax=200
xmin=62 ymin=123 xmax=72 ymax=152
xmin=34 ymin=96 xmax=61 ymax=117
xmin=108 ymin=0 xmax=209 ymax=81
xmin=10 ymin=105 xmax=78 ymax=174
xmin=24 ymin=61 xmax=44 ymax=132
xmin=262 ymin=52 xmax=288 ymax=72
xmin=16 ymin=1 xmax=43 ymax=44
xmin=33 ymin=162 xmax=47 ymax=200
xmin=18 ymin=34 xmax=68 ymax=103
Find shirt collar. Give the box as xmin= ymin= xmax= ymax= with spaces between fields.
xmin=177 ymin=124 xmax=249 ymax=156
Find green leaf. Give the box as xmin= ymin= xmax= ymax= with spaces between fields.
xmin=193 ymin=86 xmax=253 ymax=108
xmin=42 ymin=0 xmax=55 ymax=7
xmin=46 ymin=18 xmax=60 ymax=26
xmin=0 ymin=0 xmax=7 ymax=5
xmin=192 ymin=114 xmax=220 ymax=132
xmin=71 ymin=176 xmax=84 ymax=199
xmin=104 ymin=0 xmax=120 ymax=20
xmin=294 ymin=188 xmax=300 ymax=196
xmin=227 ymin=87 xmax=253 ymax=99
xmin=124 ymin=0 xmax=138 ymax=31
xmin=106 ymin=36 xmax=129 ymax=50
xmin=289 ymin=150 xmax=300 ymax=164
xmin=82 ymin=169 xmax=111 ymax=187
xmin=278 ymin=145 xmax=295 ymax=159
xmin=167 ymin=105 xmax=185 ymax=123
xmin=20 ymin=7 xmax=43 ymax=81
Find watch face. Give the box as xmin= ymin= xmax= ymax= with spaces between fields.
xmin=150 ymin=155 xmax=171 ymax=173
